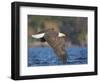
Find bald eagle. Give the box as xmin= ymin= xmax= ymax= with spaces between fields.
xmin=32 ymin=31 xmax=67 ymax=64
xmin=31 ymin=20 xmax=67 ymax=64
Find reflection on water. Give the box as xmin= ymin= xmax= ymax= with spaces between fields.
xmin=28 ymin=47 xmax=87 ymax=67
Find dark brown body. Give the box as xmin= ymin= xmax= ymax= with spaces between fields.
xmin=43 ymin=20 xmax=67 ymax=64
xmin=44 ymin=32 xmax=66 ymax=63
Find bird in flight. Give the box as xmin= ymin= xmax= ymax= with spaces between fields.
xmin=32 ymin=20 xmax=67 ymax=64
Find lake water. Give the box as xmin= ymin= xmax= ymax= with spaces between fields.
xmin=28 ymin=47 xmax=87 ymax=67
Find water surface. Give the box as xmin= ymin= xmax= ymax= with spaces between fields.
xmin=28 ymin=47 xmax=87 ymax=67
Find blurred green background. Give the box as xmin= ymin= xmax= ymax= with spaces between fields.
xmin=28 ymin=15 xmax=87 ymax=48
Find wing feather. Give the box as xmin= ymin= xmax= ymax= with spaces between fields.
xmin=58 ymin=33 xmax=65 ymax=37
xmin=32 ymin=33 xmax=45 ymax=39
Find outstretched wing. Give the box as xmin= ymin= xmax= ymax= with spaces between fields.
xmin=32 ymin=32 xmax=65 ymax=39
xmin=58 ymin=33 xmax=65 ymax=37
xmin=32 ymin=33 xmax=45 ymax=39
